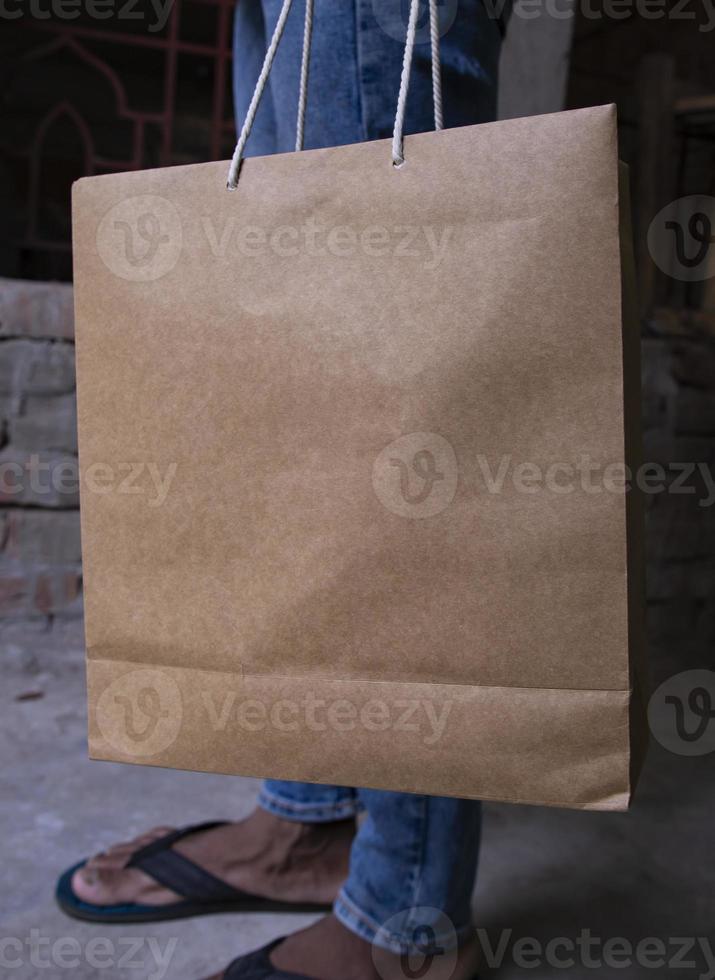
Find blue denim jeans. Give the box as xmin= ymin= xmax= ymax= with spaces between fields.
xmin=232 ymin=0 xmax=503 ymax=955
xmin=234 ymin=0 xmax=503 ymax=157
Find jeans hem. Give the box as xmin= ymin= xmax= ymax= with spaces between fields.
xmin=257 ymin=786 xmax=361 ymax=823
xmin=334 ymin=888 xmax=474 ymax=954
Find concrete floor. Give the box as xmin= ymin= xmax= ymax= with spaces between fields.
xmin=2 ymin=620 xmax=713 ymax=980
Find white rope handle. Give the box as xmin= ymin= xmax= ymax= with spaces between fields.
xmin=390 ymin=0 xmax=420 ymax=168
xmin=429 ymin=0 xmax=444 ymax=131
xmin=228 ymin=0 xmax=299 ymax=188
xmin=392 ymin=0 xmax=444 ymax=166
xmin=295 ymin=0 xmax=314 ymax=151
xmin=227 ymin=0 xmax=442 ymax=186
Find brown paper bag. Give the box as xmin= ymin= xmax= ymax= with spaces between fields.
xmin=72 ymin=102 xmax=647 ymax=811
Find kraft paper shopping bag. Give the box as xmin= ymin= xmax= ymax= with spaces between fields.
xmin=72 ymin=5 xmax=647 ymax=809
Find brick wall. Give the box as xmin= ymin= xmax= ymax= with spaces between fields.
xmin=0 ymin=279 xmax=81 ymax=621
xmin=0 ymin=278 xmax=713 ymax=674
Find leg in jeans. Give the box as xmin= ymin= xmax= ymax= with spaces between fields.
xmin=226 ymin=2 xmax=502 ymax=973
xmin=336 ymin=790 xmax=481 ymax=953
xmin=259 ymin=781 xmax=362 ymax=824
xmin=258 ymin=782 xmax=480 ymax=952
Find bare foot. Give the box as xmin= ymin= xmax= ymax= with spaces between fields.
xmin=71 ymin=809 xmax=355 ymax=908
xmin=206 ymin=914 xmax=481 ymax=980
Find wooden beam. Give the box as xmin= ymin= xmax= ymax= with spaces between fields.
xmin=675 ymin=94 xmax=715 ymax=116
xmin=635 ymin=53 xmax=676 ymax=316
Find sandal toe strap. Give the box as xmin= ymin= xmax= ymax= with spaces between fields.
xmin=127 ymin=822 xmax=242 ymax=903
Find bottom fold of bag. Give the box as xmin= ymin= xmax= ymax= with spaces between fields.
xmin=86 ymin=657 xmax=636 ymax=812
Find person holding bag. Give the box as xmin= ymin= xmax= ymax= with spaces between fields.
xmin=57 ymin=1 xmax=507 ymax=977
xmin=61 ymin=0 xmax=646 ymax=973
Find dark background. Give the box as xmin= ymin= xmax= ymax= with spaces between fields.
xmin=0 ymin=4 xmax=714 ymax=978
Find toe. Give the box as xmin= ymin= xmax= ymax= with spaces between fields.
xmin=71 ymin=862 xmax=171 ymax=906
xmin=70 ymin=863 xmax=128 ymax=905
xmin=84 ymin=826 xmax=176 ymax=871
xmin=68 ymin=826 xmax=183 ymax=908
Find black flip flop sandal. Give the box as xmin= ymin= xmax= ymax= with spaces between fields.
xmin=223 ymin=939 xmax=312 ymax=979
xmin=221 ymin=939 xmax=482 ymax=979
xmin=55 ymin=822 xmax=333 ymax=924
